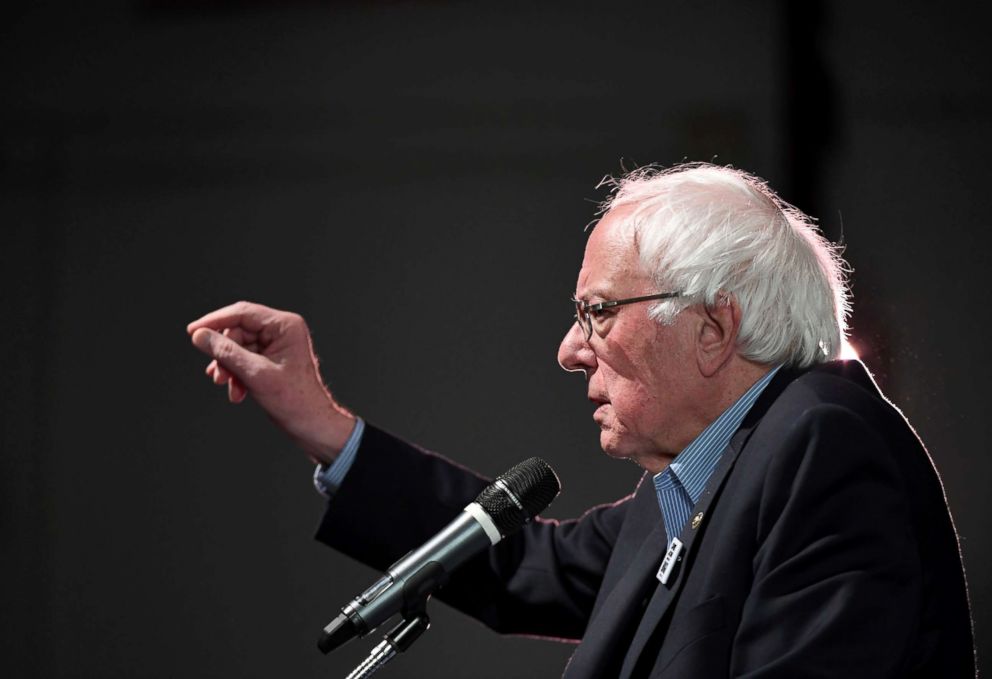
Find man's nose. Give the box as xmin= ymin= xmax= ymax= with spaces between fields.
xmin=557 ymin=322 xmax=597 ymax=375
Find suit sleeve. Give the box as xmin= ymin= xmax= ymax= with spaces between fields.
xmin=314 ymin=424 xmax=629 ymax=641
xmin=730 ymin=404 xmax=922 ymax=678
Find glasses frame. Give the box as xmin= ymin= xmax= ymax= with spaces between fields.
xmin=572 ymin=291 xmax=682 ymax=340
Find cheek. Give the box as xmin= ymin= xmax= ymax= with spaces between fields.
xmin=606 ymin=379 xmax=660 ymax=431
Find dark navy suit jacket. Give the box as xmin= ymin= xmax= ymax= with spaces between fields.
xmin=316 ymin=361 xmax=975 ymax=677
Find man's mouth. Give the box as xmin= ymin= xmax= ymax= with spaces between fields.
xmin=589 ymin=396 xmax=610 ymax=420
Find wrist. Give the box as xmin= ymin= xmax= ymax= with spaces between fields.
xmin=294 ymin=405 xmax=357 ymax=466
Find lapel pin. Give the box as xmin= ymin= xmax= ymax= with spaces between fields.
xmin=691 ymin=512 xmax=704 ymax=530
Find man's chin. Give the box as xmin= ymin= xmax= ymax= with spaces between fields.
xmin=599 ymin=431 xmax=633 ymax=461
xmin=599 ymin=431 xmax=668 ymax=473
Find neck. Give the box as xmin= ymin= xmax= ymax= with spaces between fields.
xmin=644 ymin=358 xmax=774 ymax=473
xmin=704 ymin=357 xmax=774 ymax=422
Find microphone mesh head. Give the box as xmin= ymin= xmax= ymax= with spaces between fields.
xmin=474 ymin=457 xmax=561 ymax=537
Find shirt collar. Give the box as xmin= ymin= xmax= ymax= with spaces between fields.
xmin=656 ymin=365 xmax=781 ymax=504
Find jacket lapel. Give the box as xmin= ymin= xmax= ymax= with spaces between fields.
xmin=563 ymin=479 xmax=668 ymax=678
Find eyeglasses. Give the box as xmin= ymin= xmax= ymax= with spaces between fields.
xmin=572 ymin=291 xmax=682 ymax=340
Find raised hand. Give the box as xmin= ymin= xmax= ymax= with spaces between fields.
xmin=187 ymin=301 xmax=356 ymax=465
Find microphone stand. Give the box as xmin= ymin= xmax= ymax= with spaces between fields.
xmin=344 ymin=612 xmax=430 ymax=679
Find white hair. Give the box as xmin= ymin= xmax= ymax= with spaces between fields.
xmin=600 ymin=163 xmax=850 ymax=369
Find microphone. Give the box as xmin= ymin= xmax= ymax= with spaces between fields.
xmin=318 ymin=457 xmax=561 ymax=654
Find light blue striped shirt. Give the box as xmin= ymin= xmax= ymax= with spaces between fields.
xmin=653 ymin=366 xmax=780 ymax=545
xmin=313 ymin=418 xmax=365 ymax=496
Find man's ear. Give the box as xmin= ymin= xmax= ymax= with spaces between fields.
xmin=696 ymin=292 xmax=742 ymax=378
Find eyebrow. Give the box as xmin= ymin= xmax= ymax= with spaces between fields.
xmin=574 ymin=286 xmax=614 ymax=302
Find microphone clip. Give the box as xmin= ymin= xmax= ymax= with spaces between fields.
xmin=343 ymin=566 xmax=438 ymax=679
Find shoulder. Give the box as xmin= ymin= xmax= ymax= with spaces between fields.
xmin=773 ymin=360 xmax=893 ymax=418
xmin=748 ymin=360 xmax=913 ymax=446
xmin=737 ymin=361 xmax=921 ymax=494
xmin=726 ymin=364 xmax=922 ymax=548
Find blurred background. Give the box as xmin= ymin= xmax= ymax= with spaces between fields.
xmin=2 ymin=1 xmax=988 ymax=676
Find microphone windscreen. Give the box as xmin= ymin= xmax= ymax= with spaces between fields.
xmin=474 ymin=457 xmax=561 ymax=537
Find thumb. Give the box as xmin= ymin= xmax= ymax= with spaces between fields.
xmin=191 ymin=327 xmax=267 ymax=383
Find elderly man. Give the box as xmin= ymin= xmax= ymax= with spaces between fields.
xmin=188 ymin=164 xmax=975 ymax=677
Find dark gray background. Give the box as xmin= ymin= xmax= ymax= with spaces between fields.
xmin=2 ymin=1 xmax=988 ymax=676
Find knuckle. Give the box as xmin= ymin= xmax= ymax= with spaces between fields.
xmin=214 ymin=337 xmax=235 ymax=360
xmin=284 ymin=312 xmax=308 ymax=334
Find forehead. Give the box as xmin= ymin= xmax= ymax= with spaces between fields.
xmin=576 ymin=207 xmax=645 ymax=297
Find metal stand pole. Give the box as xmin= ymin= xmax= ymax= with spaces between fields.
xmin=344 ymin=613 xmax=430 ymax=679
